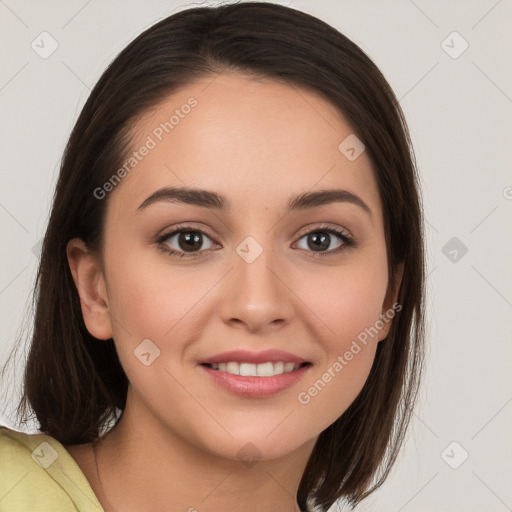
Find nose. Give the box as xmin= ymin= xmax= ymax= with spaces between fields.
xmin=218 ymin=241 xmax=294 ymax=333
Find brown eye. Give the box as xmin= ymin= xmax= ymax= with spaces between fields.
xmin=295 ymin=225 xmax=354 ymax=257
xmin=158 ymin=227 xmax=216 ymax=257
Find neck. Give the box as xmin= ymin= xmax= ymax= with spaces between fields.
xmin=93 ymin=387 xmax=316 ymax=512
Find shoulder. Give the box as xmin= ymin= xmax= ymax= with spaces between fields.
xmin=0 ymin=425 xmax=103 ymax=512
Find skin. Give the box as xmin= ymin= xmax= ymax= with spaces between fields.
xmin=65 ymin=72 xmax=403 ymax=512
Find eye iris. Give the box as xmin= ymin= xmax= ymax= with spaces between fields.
xmin=309 ymin=232 xmax=330 ymax=251
xmin=179 ymin=231 xmax=202 ymax=252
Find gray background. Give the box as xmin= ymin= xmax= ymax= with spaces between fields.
xmin=1 ymin=1 xmax=511 ymax=510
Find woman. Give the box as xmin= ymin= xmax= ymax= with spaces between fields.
xmin=0 ymin=2 xmax=426 ymax=511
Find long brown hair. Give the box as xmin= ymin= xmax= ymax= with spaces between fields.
xmin=1 ymin=2 xmax=426 ymax=510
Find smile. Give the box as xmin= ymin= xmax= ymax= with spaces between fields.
xmin=203 ymin=361 xmax=309 ymax=377
xmin=199 ymin=362 xmax=312 ymax=398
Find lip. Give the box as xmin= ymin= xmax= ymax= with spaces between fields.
xmin=199 ymin=348 xmax=308 ymax=365
xmin=198 ymin=362 xmax=312 ymax=398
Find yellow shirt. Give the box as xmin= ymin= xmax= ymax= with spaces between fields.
xmin=0 ymin=425 xmax=104 ymax=511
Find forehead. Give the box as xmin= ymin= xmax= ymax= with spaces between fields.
xmin=106 ymin=72 xmax=382 ymax=222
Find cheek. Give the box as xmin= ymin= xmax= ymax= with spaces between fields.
xmin=103 ymin=255 xmax=207 ymax=399
xmin=106 ymin=247 xmax=211 ymax=340
xmin=103 ymin=248 xmax=229 ymax=392
xmin=298 ymin=254 xmax=389 ymax=347
xmin=290 ymin=257 xmax=388 ymax=428
xmin=295 ymin=341 xmax=377 ymax=437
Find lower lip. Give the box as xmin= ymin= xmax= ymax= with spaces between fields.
xmin=198 ymin=363 xmax=312 ymax=398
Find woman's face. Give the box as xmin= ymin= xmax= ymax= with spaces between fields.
xmin=73 ymin=72 xmax=401 ymax=461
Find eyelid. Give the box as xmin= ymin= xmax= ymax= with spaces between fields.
xmin=295 ymin=222 xmax=352 ymax=239
xmin=156 ymin=222 xmax=352 ymax=240
xmin=155 ymin=222 xmax=216 ymax=240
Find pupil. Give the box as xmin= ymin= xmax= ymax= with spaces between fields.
xmin=310 ymin=232 xmax=329 ymax=251
xmin=180 ymin=232 xmax=202 ymax=251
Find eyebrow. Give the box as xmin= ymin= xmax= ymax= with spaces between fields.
xmin=137 ymin=186 xmax=372 ymax=219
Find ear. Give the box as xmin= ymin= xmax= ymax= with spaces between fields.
xmin=377 ymin=262 xmax=404 ymax=342
xmin=66 ymin=238 xmax=113 ymax=340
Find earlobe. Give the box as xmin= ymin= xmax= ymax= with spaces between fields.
xmin=378 ymin=262 xmax=404 ymax=342
xmin=66 ymin=238 xmax=113 ymax=340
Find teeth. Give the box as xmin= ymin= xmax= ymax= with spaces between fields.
xmin=208 ymin=361 xmax=303 ymax=377
xmin=283 ymin=362 xmax=295 ymax=373
xmin=226 ymin=362 xmax=240 ymax=375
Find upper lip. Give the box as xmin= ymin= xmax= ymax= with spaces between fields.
xmin=200 ymin=349 xmax=309 ymax=365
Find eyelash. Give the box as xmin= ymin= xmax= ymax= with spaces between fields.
xmin=156 ymin=223 xmax=355 ymax=259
